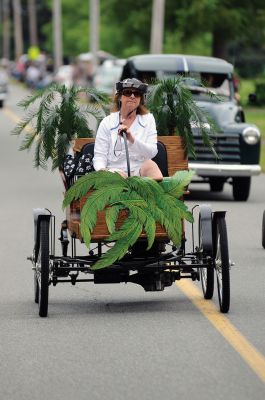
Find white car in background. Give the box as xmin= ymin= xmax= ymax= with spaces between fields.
xmin=93 ymin=59 xmax=125 ymax=96
xmin=0 ymin=70 xmax=8 ymax=108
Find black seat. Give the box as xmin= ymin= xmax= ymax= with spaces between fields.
xmin=80 ymin=142 xmax=95 ymax=157
xmin=152 ymin=141 xmax=169 ymax=177
xmin=80 ymin=140 xmax=168 ymax=177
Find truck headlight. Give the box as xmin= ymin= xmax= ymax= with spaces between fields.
xmin=242 ymin=127 xmax=260 ymax=145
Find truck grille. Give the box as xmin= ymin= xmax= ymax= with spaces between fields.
xmin=192 ymin=134 xmax=241 ymax=163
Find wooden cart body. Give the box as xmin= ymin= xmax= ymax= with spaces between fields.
xmin=65 ymin=137 xmax=188 ymax=242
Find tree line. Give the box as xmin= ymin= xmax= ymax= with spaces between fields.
xmin=1 ymin=0 xmax=265 ymax=77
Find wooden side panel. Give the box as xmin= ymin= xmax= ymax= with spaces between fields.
xmin=158 ymin=136 xmax=188 ymax=175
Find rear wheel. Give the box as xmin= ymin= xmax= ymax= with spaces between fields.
xmin=0 ymin=100 xmax=3 ymax=108
xmin=213 ymin=215 xmax=230 ymax=313
xmin=232 ymin=177 xmax=251 ymax=201
xmin=36 ymin=219 xmax=50 ymax=317
xmin=198 ymin=208 xmax=214 ymax=299
xmin=262 ymin=211 xmax=265 ymax=249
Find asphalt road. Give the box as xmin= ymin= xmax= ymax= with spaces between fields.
xmin=0 ymin=82 xmax=265 ymax=400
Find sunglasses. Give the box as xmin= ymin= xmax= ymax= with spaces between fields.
xmin=122 ymin=89 xmax=141 ymax=98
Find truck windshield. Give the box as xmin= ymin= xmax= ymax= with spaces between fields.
xmin=136 ymin=70 xmax=231 ymax=101
xmin=184 ymin=73 xmax=231 ymax=101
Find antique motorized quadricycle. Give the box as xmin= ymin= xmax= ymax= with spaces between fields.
xmin=30 ymin=137 xmax=231 ymax=317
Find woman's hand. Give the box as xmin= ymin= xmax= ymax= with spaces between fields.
xmin=118 ymin=124 xmax=135 ymax=144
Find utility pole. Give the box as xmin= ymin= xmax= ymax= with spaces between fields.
xmin=90 ymin=0 xmax=99 ymax=74
xmin=150 ymin=0 xmax=165 ymax=54
xmin=12 ymin=0 xmax=23 ymax=60
xmin=28 ymin=0 xmax=38 ymax=47
xmin=53 ymin=0 xmax=63 ymax=72
xmin=2 ymin=0 xmax=11 ymax=60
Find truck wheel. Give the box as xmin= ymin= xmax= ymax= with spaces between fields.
xmin=232 ymin=177 xmax=251 ymax=201
xmin=209 ymin=178 xmax=224 ymax=192
xmin=0 ymin=100 xmax=3 ymax=108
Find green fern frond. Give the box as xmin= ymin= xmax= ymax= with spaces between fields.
xmin=105 ymin=205 xmax=123 ymax=234
xmin=80 ymin=185 xmax=126 ymax=247
xmin=92 ymin=218 xmax=142 ymax=270
xmin=111 ymin=200 xmax=156 ymax=250
xmin=160 ymin=170 xmax=195 ymax=197
xmin=12 ymin=109 xmax=38 ymax=137
xmin=19 ymin=132 xmax=37 ymax=151
xmin=62 ymin=171 xmax=127 ymax=208
xmin=17 ymin=86 xmax=51 ymax=108
xmin=126 ymin=176 xmax=163 ymax=204
xmin=14 ymin=83 xmax=110 ymax=170
xmin=63 ymin=169 xmax=195 ymax=266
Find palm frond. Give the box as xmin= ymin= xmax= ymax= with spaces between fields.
xmin=14 ymin=83 xmax=111 ymax=170
xmin=19 ymin=132 xmax=37 ymax=151
xmin=160 ymin=170 xmax=195 ymax=197
xmin=147 ymin=76 xmax=217 ymax=157
xmin=80 ymin=185 xmax=126 ymax=247
xmin=110 ymin=200 xmax=156 ymax=250
xmin=126 ymin=176 xmax=163 ymax=204
xmin=105 ymin=205 xmax=123 ymax=234
xmin=63 ymin=169 xmax=195 ymax=266
xmin=92 ymin=218 xmax=142 ymax=270
xmin=62 ymin=171 xmax=127 ymax=208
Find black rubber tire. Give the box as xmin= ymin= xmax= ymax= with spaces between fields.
xmin=262 ymin=211 xmax=265 ymax=249
xmin=0 ymin=100 xmax=3 ymax=108
xmin=232 ymin=177 xmax=251 ymax=201
xmin=37 ymin=219 xmax=50 ymax=317
xmin=209 ymin=178 xmax=224 ymax=192
xmin=34 ymin=272 xmax=39 ymax=304
xmin=213 ymin=215 xmax=230 ymax=313
xmin=199 ymin=215 xmax=214 ymax=299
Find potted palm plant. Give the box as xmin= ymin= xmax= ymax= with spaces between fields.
xmin=13 ymin=83 xmax=110 ymax=170
xmin=146 ymin=76 xmax=217 ymax=175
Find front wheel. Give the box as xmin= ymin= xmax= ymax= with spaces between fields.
xmin=213 ymin=214 xmax=230 ymax=313
xmin=36 ymin=219 xmax=50 ymax=317
xmin=232 ymin=177 xmax=251 ymax=201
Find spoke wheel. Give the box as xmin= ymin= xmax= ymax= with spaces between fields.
xmin=199 ymin=216 xmax=214 ymax=299
xmin=36 ymin=219 xmax=50 ymax=317
xmin=213 ymin=215 xmax=230 ymax=313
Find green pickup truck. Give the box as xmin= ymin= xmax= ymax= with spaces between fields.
xmin=121 ymin=54 xmax=261 ymax=201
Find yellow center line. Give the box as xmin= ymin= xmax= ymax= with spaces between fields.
xmin=176 ymin=280 xmax=265 ymax=383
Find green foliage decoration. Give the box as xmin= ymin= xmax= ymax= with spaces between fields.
xmin=62 ymin=169 xmax=195 ymax=270
xmin=13 ymin=84 xmax=110 ymax=170
xmin=147 ymin=76 xmax=217 ymax=159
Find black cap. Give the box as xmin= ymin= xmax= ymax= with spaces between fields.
xmin=116 ymin=78 xmax=148 ymax=94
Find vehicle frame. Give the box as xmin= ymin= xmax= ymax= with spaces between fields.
xmin=29 ymin=140 xmax=231 ymax=317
